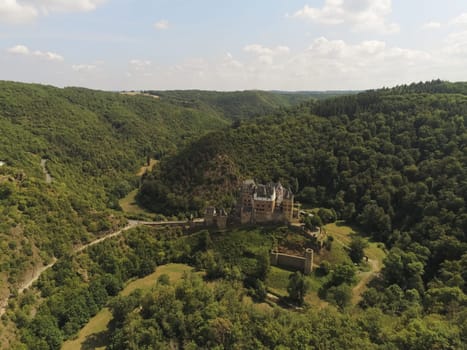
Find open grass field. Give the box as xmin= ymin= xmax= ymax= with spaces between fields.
xmin=118 ymin=159 xmax=158 ymax=217
xmin=118 ymin=188 xmax=150 ymax=215
xmin=62 ymin=264 xmax=193 ymax=350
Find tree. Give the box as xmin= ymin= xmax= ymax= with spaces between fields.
xmin=287 ymin=271 xmax=309 ymax=305
xmin=326 ymin=284 xmax=352 ymax=309
xmin=349 ymin=236 xmax=369 ymax=263
xmin=329 ymin=264 xmax=357 ymax=286
xmin=317 ymin=208 xmax=337 ymax=224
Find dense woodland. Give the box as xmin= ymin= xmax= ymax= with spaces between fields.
xmin=0 ymin=80 xmax=466 ymax=349
xmin=0 ymin=81 xmax=302 ymax=348
xmin=138 ymin=80 xmax=467 ymax=347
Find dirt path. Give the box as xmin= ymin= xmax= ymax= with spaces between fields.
xmin=75 ymin=220 xmax=139 ymax=253
xmin=0 ymin=220 xmax=139 ymax=318
xmin=40 ymin=158 xmax=52 ymax=184
xmin=352 ymin=258 xmax=381 ymax=304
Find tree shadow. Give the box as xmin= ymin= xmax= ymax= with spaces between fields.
xmin=81 ymin=329 xmax=110 ymax=350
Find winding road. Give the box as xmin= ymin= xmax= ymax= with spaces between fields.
xmin=0 ymin=220 xmax=141 ymax=317
xmin=0 ymin=217 xmax=205 ymax=317
xmin=352 ymin=258 xmax=382 ymax=304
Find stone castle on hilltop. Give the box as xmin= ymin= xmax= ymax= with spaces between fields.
xmin=204 ymin=179 xmax=296 ymax=229
xmin=238 ymin=179 xmax=294 ymax=224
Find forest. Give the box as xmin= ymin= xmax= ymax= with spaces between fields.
xmin=0 ymin=80 xmax=466 ymax=349
xmin=137 ymin=80 xmax=467 ymax=347
xmin=0 ymin=81 xmax=301 ymax=348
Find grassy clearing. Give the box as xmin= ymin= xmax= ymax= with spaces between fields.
xmin=324 ymin=221 xmax=357 ymax=246
xmin=265 ymin=265 xmax=328 ymax=307
xmin=122 ymin=263 xmax=194 ymax=296
xmin=62 ymin=264 xmax=193 ymax=350
xmin=322 ymin=221 xmax=386 ymax=304
xmin=118 ymin=159 xmax=158 ymax=217
xmin=266 ymin=266 xmax=291 ymax=297
xmin=118 ymin=189 xmax=153 ymax=217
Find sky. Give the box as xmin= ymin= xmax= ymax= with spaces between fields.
xmin=2 ymin=0 xmax=467 ymax=91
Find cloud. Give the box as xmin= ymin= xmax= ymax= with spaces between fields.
xmin=290 ymin=0 xmax=399 ymax=34
xmin=7 ymin=44 xmax=30 ymax=54
xmin=6 ymin=44 xmax=64 ymax=61
xmin=129 ymin=59 xmax=151 ymax=72
xmin=34 ymin=0 xmax=107 ymax=13
xmin=443 ymin=30 xmax=467 ymax=56
xmin=72 ymin=64 xmax=97 ymax=72
xmin=422 ymin=21 xmax=441 ymax=30
xmin=451 ymin=13 xmax=467 ymax=26
xmin=157 ymin=37 xmax=433 ymax=90
xmin=154 ymin=19 xmax=169 ymax=30
xmin=244 ymin=44 xmax=290 ymax=55
xmin=0 ymin=0 xmax=38 ymax=23
xmin=0 ymin=0 xmax=106 ymax=24
xmin=243 ymin=44 xmax=290 ymax=65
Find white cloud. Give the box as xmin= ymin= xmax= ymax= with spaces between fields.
xmin=451 ymin=13 xmax=467 ymax=26
xmin=0 ymin=0 xmax=37 ymax=23
xmin=7 ymin=44 xmax=30 ymax=54
xmin=130 ymin=59 xmax=151 ymax=66
xmin=34 ymin=0 xmax=107 ymax=13
xmin=422 ymin=21 xmax=441 ymax=30
xmin=146 ymin=37 xmax=438 ymax=91
xmin=0 ymin=0 xmax=106 ymax=23
xmin=443 ymin=30 xmax=467 ymax=57
xmin=6 ymin=44 xmax=64 ymax=61
xmin=33 ymin=50 xmax=64 ymax=61
xmin=244 ymin=44 xmax=290 ymax=55
xmin=129 ymin=59 xmax=151 ymax=72
xmin=154 ymin=19 xmax=169 ymax=30
xmin=72 ymin=64 xmax=97 ymax=72
xmin=244 ymin=44 xmax=290 ymax=65
xmin=291 ymin=0 xmax=399 ymax=34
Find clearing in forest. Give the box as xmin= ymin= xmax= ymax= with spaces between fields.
xmin=118 ymin=159 xmax=158 ymax=217
xmin=324 ymin=221 xmax=386 ymax=304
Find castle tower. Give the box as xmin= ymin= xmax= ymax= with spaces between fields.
xmin=282 ymin=188 xmax=294 ymax=222
xmin=304 ymin=248 xmax=314 ymax=275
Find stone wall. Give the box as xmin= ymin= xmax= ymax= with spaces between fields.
xmin=270 ymin=248 xmax=313 ymax=275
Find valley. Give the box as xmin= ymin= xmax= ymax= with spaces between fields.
xmin=0 ymin=80 xmax=465 ymax=349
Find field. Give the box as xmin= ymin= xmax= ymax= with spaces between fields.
xmin=62 ymin=264 xmax=193 ymax=350
xmin=118 ymin=159 xmax=158 ymax=218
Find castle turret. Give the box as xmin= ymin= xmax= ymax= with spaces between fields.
xmin=304 ymin=248 xmax=313 ymax=275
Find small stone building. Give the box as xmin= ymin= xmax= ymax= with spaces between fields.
xmin=204 ymin=207 xmax=228 ymax=229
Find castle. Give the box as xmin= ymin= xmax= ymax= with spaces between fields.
xmin=238 ymin=180 xmax=294 ymax=224
xmin=204 ymin=179 xmax=295 ymax=228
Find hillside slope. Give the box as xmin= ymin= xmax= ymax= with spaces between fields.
xmin=139 ymin=81 xmax=467 ymax=300
xmin=0 ymin=81 xmax=309 ymax=311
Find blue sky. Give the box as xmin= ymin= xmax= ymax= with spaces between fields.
xmin=2 ymin=0 xmax=467 ymax=90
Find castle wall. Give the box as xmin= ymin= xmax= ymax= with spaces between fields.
xmin=215 ymin=216 xmax=228 ymax=229
xmin=282 ymin=198 xmax=294 ymax=221
xmin=240 ymin=210 xmax=252 ymax=224
xmin=270 ymin=249 xmax=313 ymax=275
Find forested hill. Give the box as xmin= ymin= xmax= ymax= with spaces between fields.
xmin=139 ymin=83 xmax=467 ymax=301
xmin=143 ymin=89 xmax=330 ymax=120
xmin=0 ymin=81 xmax=307 ymax=307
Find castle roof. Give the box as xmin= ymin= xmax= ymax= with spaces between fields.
xmin=283 ymin=188 xmax=294 ymax=200
xmin=254 ymin=183 xmax=276 ymax=201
